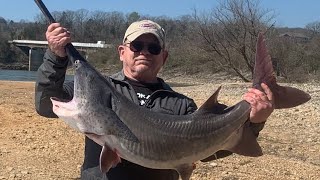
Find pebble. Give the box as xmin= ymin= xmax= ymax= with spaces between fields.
xmin=221 ymin=171 xmax=230 ymax=176
xmin=8 ymin=174 xmax=16 ymax=179
xmin=1 ymin=149 xmax=10 ymax=153
xmin=21 ymin=170 xmax=29 ymax=175
xmin=209 ymin=162 xmax=218 ymax=167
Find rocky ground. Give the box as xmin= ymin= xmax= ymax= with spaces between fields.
xmin=0 ymin=77 xmax=319 ymax=180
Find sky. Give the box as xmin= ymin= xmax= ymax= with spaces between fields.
xmin=0 ymin=0 xmax=319 ymax=28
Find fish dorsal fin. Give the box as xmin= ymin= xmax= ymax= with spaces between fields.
xmin=196 ymin=86 xmax=222 ymax=114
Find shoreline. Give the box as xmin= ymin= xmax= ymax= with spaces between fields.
xmin=0 ymin=63 xmax=28 ymax=70
xmin=0 ymin=80 xmax=35 ymax=83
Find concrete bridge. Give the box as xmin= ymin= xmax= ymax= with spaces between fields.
xmin=8 ymin=40 xmax=113 ymax=71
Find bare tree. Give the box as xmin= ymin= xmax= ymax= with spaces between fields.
xmin=190 ymin=0 xmax=275 ymax=81
xmin=73 ymin=9 xmax=90 ymax=41
xmin=105 ymin=11 xmax=126 ymax=40
xmin=306 ymin=21 xmax=320 ymax=37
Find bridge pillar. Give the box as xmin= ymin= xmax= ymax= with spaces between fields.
xmin=28 ymin=48 xmax=32 ymax=71
xmin=29 ymin=48 xmax=45 ymax=71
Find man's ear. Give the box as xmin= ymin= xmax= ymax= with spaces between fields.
xmin=118 ymin=45 xmax=125 ymax=62
xmin=162 ymin=50 xmax=169 ymax=65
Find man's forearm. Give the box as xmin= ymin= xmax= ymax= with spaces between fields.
xmin=35 ymin=49 xmax=72 ymax=118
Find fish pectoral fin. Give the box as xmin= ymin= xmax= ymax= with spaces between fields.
xmin=99 ymin=145 xmax=121 ymax=173
xmin=227 ymin=122 xmax=263 ymax=157
xmin=110 ymin=117 xmax=140 ymax=143
xmin=176 ymin=163 xmax=195 ymax=180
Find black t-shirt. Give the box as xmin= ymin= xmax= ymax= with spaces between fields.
xmin=125 ymin=77 xmax=164 ymax=106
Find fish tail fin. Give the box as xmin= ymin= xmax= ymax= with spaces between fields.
xmin=253 ymin=33 xmax=311 ymax=109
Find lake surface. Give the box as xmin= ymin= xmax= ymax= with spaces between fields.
xmin=0 ymin=70 xmax=195 ymax=87
xmin=0 ymin=70 xmax=73 ymax=82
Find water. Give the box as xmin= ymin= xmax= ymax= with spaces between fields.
xmin=0 ymin=70 xmax=73 ymax=81
xmin=0 ymin=70 xmax=195 ymax=87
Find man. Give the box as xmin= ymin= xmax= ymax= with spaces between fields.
xmin=35 ymin=20 xmax=274 ymax=180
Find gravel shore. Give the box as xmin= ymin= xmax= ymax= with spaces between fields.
xmin=0 ymin=79 xmax=319 ymax=179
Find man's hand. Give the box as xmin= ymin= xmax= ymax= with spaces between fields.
xmin=46 ymin=23 xmax=71 ymax=58
xmin=243 ymin=83 xmax=275 ymax=123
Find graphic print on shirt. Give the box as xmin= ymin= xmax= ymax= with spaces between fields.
xmin=125 ymin=77 xmax=163 ymax=106
xmin=137 ymin=92 xmax=151 ymax=106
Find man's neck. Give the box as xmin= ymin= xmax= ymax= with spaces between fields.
xmin=125 ymin=76 xmax=159 ymax=84
xmin=123 ymin=71 xmax=158 ymax=83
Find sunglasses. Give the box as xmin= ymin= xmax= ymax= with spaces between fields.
xmin=126 ymin=41 xmax=162 ymax=55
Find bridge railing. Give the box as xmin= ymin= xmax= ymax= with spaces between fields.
xmin=8 ymin=40 xmax=113 ymax=71
xmin=8 ymin=40 xmax=113 ymax=49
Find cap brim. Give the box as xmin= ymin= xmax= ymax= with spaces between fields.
xmin=125 ymin=30 xmax=163 ymax=47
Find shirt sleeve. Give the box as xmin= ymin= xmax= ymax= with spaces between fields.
xmin=34 ymin=49 xmax=74 ymax=118
xmin=249 ymin=121 xmax=266 ymax=137
xmin=185 ymin=98 xmax=198 ymax=114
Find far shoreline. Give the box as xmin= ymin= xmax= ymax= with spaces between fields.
xmin=0 ymin=80 xmax=35 ymax=83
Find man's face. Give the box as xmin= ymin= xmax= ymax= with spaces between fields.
xmin=118 ymin=34 xmax=168 ymax=83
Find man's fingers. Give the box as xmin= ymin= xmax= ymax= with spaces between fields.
xmin=247 ymin=88 xmax=268 ymax=101
xmin=47 ymin=23 xmax=69 ymax=38
xmin=47 ymin=29 xmax=71 ymax=47
xmin=243 ymin=94 xmax=257 ymax=105
xmin=49 ymin=27 xmax=68 ymax=37
xmin=59 ymin=37 xmax=71 ymax=46
xmin=47 ymin=23 xmax=61 ymax=33
xmin=261 ymin=83 xmax=274 ymax=105
xmin=244 ymin=88 xmax=273 ymax=111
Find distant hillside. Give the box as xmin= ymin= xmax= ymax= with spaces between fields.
xmin=276 ymin=27 xmax=314 ymax=36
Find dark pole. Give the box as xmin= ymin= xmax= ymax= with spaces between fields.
xmin=33 ymin=0 xmax=87 ymax=63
